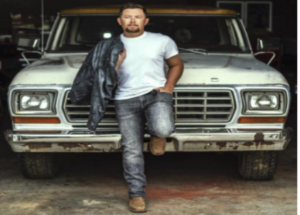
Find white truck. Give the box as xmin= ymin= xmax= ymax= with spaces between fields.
xmin=4 ymin=5 xmax=293 ymax=180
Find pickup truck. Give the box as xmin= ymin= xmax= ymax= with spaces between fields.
xmin=4 ymin=5 xmax=293 ymax=180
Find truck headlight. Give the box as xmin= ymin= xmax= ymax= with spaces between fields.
xmin=12 ymin=90 xmax=57 ymax=115
xmin=249 ymin=94 xmax=279 ymax=109
xmin=20 ymin=95 xmax=50 ymax=110
xmin=243 ymin=91 xmax=286 ymax=115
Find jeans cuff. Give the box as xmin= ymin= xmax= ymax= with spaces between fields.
xmin=129 ymin=191 xmax=146 ymax=198
xmin=129 ymin=194 xmax=146 ymax=198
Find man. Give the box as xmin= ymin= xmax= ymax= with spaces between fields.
xmin=114 ymin=3 xmax=184 ymax=213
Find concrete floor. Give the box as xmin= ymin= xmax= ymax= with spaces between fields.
xmin=0 ymin=108 xmax=297 ymax=215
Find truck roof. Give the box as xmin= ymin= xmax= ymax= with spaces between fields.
xmin=60 ymin=5 xmax=238 ymax=16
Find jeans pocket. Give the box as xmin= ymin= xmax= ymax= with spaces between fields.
xmin=154 ymin=91 xmax=173 ymax=106
xmin=157 ymin=91 xmax=173 ymax=96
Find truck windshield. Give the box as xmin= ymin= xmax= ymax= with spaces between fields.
xmin=48 ymin=15 xmax=250 ymax=53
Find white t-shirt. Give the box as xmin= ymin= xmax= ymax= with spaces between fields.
xmin=114 ymin=31 xmax=179 ymax=100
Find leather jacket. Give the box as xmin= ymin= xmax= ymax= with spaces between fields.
xmin=69 ymin=35 xmax=124 ymax=131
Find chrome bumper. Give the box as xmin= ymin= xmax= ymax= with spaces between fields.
xmin=4 ymin=128 xmax=293 ymax=153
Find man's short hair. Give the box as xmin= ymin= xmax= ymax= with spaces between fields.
xmin=119 ymin=3 xmax=147 ymax=17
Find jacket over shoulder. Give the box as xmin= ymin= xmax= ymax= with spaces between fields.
xmin=69 ymin=35 xmax=123 ymax=131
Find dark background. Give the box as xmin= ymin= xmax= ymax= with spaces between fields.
xmin=0 ymin=0 xmax=297 ymax=53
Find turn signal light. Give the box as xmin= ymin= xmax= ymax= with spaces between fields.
xmin=238 ymin=117 xmax=286 ymax=123
xmin=13 ymin=117 xmax=60 ymax=124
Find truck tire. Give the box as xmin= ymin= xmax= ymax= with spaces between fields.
xmin=18 ymin=153 xmax=61 ymax=179
xmin=238 ymin=151 xmax=278 ymax=180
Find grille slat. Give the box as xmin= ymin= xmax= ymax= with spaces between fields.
xmin=176 ymin=97 xmax=205 ymax=100
xmin=67 ymin=111 xmax=116 ymax=115
xmin=175 ymin=98 xmax=232 ymax=100
xmin=65 ymin=104 xmax=115 ymax=107
xmin=206 ymin=112 xmax=232 ymax=115
xmin=176 ymin=104 xmax=233 ymax=107
xmin=63 ymin=90 xmax=235 ymax=125
xmin=66 ymin=105 xmax=90 ymax=107
xmin=205 ymin=97 xmax=232 ymax=100
xmin=177 ymin=112 xmax=205 ymax=114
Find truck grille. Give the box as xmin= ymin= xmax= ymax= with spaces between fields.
xmin=63 ymin=90 xmax=235 ymax=125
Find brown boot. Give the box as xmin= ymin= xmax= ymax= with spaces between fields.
xmin=129 ymin=197 xmax=147 ymax=213
xmin=150 ymin=136 xmax=167 ymax=156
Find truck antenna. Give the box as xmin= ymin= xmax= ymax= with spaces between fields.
xmin=41 ymin=0 xmax=44 ymax=52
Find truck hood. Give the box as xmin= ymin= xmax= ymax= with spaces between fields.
xmin=10 ymin=53 xmax=288 ymax=86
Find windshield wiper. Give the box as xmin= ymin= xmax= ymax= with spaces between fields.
xmin=178 ymin=47 xmax=207 ymax=55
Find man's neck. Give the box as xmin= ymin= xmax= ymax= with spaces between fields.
xmin=123 ymin=30 xmax=145 ymax=38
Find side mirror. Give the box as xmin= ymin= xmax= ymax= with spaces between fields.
xmin=257 ymin=38 xmax=281 ymax=51
xmin=18 ymin=38 xmax=42 ymax=66
xmin=18 ymin=38 xmax=40 ymax=50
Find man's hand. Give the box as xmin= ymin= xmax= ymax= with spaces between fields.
xmin=154 ymin=86 xmax=173 ymax=95
xmin=115 ymin=47 xmax=126 ymax=71
xmin=154 ymin=54 xmax=184 ymax=95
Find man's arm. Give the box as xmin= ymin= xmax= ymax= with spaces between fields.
xmin=154 ymin=54 xmax=184 ymax=94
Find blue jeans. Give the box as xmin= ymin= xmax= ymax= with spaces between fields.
xmin=114 ymin=90 xmax=175 ymax=198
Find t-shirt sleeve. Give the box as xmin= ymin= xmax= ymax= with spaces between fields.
xmin=164 ymin=37 xmax=179 ymax=59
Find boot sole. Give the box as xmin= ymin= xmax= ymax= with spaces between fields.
xmin=128 ymin=207 xmax=148 ymax=213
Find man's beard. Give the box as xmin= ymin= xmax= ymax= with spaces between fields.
xmin=125 ymin=26 xmax=140 ymax=33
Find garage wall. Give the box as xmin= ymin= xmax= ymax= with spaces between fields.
xmin=0 ymin=0 xmax=296 ymax=42
xmin=1 ymin=0 xmax=183 ymax=35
